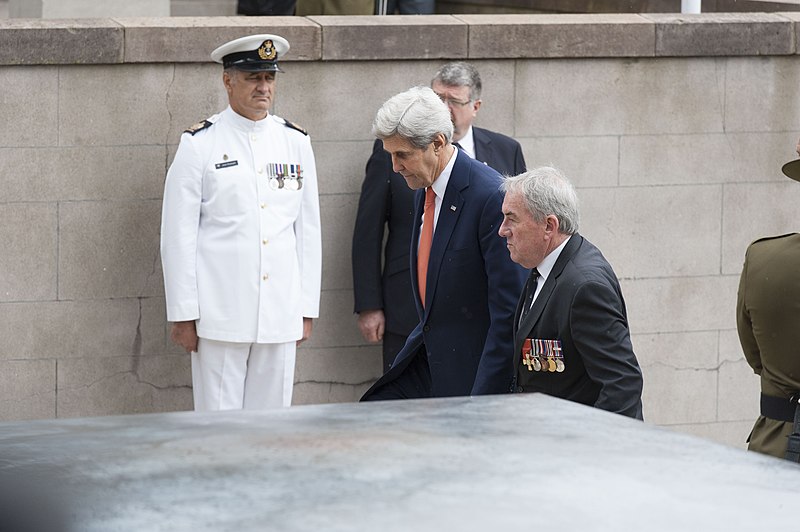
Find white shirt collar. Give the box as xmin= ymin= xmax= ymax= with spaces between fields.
xmin=456 ymin=126 xmax=476 ymax=159
xmin=224 ymin=105 xmax=272 ymax=132
xmin=423 ymin=146 xmax=459 ymax=233
xmin=536 ymin=235 xmax=572 ymax=283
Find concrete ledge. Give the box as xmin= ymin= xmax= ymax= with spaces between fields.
xmin=644 ymin=13 xmax=795 ymax=56
xmin=456 ymin=14 xmax=655 ymax=58
xmin=2 ymin=13 xmax=800 ymax=65
xmin=0 ymin=19 xmax=123 ymax=64
xmin=119 ymin=16 xmax=321 ymax=63
xmin=308 ymin=15 xmax=467 ymax=60
xmin=776 ymin=11 xmax=800 ymax=54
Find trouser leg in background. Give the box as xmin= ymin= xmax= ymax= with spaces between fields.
xmin=192 ymin=339 xmax=250 ymax=411
xmin=192 ymin=339 xmax=296 ymax=411
xmin=243 ymin=342 xmax=297 ymax=409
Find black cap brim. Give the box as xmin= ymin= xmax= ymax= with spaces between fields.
xmin=229 ymin=62 xmax=283 ymax=73
xmin=781 ymin=159 xmax=800 ymax=182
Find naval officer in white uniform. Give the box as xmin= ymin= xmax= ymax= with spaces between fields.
xmin=160 ymin=34 xmax=322 ymax=411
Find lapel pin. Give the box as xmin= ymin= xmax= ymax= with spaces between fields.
xmin=450 ymin=205 xmax=457 ymax=211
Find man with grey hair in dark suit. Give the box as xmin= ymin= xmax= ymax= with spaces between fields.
xmin=498 ymin=166 xmax=643 ymax=419
xmin=360 ymin=86 xmax=526 ymax=400
xmin=353 ymin=62 xmax=526 ymax=372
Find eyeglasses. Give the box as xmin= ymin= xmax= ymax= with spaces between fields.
xmin=436 ymin=94 xmax=472 ymax=108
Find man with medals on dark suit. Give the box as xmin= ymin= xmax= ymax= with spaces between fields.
xmin=353 ymin=62 xmax=527 ymax=372
xmin=360 ymin=86 xmax=527 ymax=400
xmin=498 ymin=167 xmax=643 ymax=419
xmin=736 ymin=146 xmax=800 ymax=462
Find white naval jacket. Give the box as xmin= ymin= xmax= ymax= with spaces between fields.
xmin=161 ymin=106 xmax=321 ymax=344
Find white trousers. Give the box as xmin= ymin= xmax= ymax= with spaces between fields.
xmin=191 ymin=339 xmax=296 ymax=411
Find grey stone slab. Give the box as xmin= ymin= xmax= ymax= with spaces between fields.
xmin=0 ymin=300 xmax=143 ymax=360
xmin=0 ymin=66 xmax=58 ymax=147
xmin=320 ymin=193 xmax=359 ymax=291
xmin=293 ymin=380 xmax=371 ymax=405
xmin=467 ymin=60 xmax=518 ymax=137
xmin=119 ymin=17 xmax=319 ymax=63
xmin=303 ymin=289 xmax=364 ymax=349
xmin=621 ymin=276 xmax=739 ymax=334
xmin=58 ymin=65 xmax=173 ymax=147
xmin=0 ymin=203 xmax=57 ymax=302
xmin=294 ymin=345 xmax=382 ymax=404
xmin=57 ymin=355 xmax=192 ymax=418
xmin=138 ymin=297 xmax=170 ymax=356
xmin=0 ymin=146 xmax=166 ymax=202
xmin=515 ymin=58 xmax=725 ymax=137
xmin=58 ymin=200 xmax=163 ymax=300
xmin=718 ymin=357 xmax=761 ymax=422
xmin=579 ymin=185 xmax=722 ymax=278
xmin=779 ymin=12 xmax=800 ymax=54
xmin=620 ymin=132 xmax=800 ymax=186
xmin=310 ymin=15 xmax=466 ymax=60
xmin=724 ymin=56 xmax=800 ymax=133
xmin=295 ymin=345 xmax=382 ymax=387
xmin=519 ymin=136 xmax=619 ymax=187
xmin=0 ymin=359 xmax=55 ymax=421
xmin=167 ymin=64 xmax=229 ymax=144
xmin=633 ymin=332 xmax=718 ymax=425
xmin=10 ymin=0 xmax=169 ymax=17
xmin=644 ymin=13 xmax=793 ymax=57
xmin=276 ymin=60 xmax=441 ymax=142
xmin=668 ymin=420 xmax=754 ymax=450
xmin=170 ymin=0 xmax=236 ymax=16
xmin=0 ymin=19 xmax=123 ymax=65
xmin=632 ymin=331 xmax=719 ymax=371
xmin=640 ymin=357 xmax=718 ymax=425
xmin=1 ymin=394 xmax=799 ymax=531
xmin=458 ymin=14 xmax=655 ymax=58
xmin=119 ymin=17 xmax=319 ymax=64
xmin=721 ymin=181 xmax=800 ymax=275
xmin=313 ymin=140 xmax=375 ymax=196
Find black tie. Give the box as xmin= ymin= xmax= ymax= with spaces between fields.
xmin=520 ymin=268 xmax=540 ymax=323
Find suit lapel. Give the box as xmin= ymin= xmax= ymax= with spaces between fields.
xmin=514 ymin=234 xmax=584 ymax=352
xmin=421 ymin=150 xmax=469 ymax=314
xmin=473 ymin=127 xmax=495 ymax=169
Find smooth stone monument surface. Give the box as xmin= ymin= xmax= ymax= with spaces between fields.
xmin=0 ymin=393 xmax=798 ymax=531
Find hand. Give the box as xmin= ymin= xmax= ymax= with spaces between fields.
xmin=297 ymin=317 xmax=313 ymax=346
xmin=170 ymin=321 xmax=198 ymax=353
xmin=357 ymin=309 xmax=385 ymax=343
xmin=796 ymin=137 xmax=800 ymax=157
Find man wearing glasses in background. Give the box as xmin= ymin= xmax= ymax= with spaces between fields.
xmin=352 ymin=62 xmax=527 ymax=372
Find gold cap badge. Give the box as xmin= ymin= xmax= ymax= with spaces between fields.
xmin=258 ymin=40 xmax=277 ymax=61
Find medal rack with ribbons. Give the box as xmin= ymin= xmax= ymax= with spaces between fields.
xmin=522 ymin=338 xmax=565 ymax=373
xmin=267 ymin=163 xmax=303 ymax=190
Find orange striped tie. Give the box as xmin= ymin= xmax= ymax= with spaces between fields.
xmin=417 ymin=187 xmax=436 ymax=307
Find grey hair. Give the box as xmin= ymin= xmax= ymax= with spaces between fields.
xmin=432 ymin=61 xmax=482 ymax=102
xmin=501 ymin=166 xmax=580 ymax=235
xmin=372 ymin=86 xmax=453 ymax=148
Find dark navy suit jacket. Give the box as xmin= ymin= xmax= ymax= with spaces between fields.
xmin=361 ymin=149 xmax=527 ymax=399
xmin=352 ymin=127 xmax=526 ymax=337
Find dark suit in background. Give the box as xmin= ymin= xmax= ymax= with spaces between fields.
xmin=512 ymin=234 xmax=643 ymax=419
xmin=737 ymin=233 xmax=800 ymax=460
xmin=353 ymin=129 xmax=526 ymax=370
xmin=361 ymin=150 xmax=527 ymax=399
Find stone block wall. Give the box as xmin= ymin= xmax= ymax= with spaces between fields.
xmin=1 ymin=14 xmax=798 ymax=450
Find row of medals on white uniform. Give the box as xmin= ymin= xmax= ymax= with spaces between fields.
xmin=267 ymin=163 xmax=303 ymax=190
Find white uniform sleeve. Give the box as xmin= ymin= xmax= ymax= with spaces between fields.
xmin=294 ymin=134 xmax=322 ymax=318
xmin=160 ymin=135 xmax=204 ymax=322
